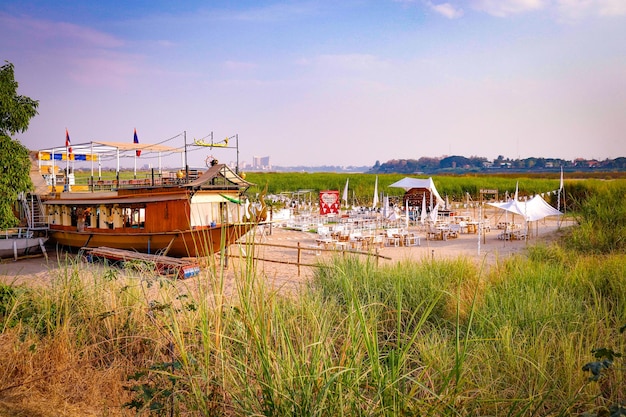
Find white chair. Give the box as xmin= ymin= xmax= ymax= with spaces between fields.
xmin=371 ymin=234 xmax=385 ymax=249
xmin=349 ymin=231 xmax=363 ymax=250
xmin=385 ymin=229 xmax=400 ymax=247
xmin=426 ymin=224 xmax=439 ymax=240
xmin=404 ymin=232 xmax=421 ymax=246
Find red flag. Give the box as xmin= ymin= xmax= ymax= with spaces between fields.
xmin=65 ymin=128 xmax=72 ymax=154
xmin=134 ymin=128 xmax=141 ymax=157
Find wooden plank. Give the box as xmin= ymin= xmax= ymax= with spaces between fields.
xmin=82 ymin=246 xmax=200 ymax=279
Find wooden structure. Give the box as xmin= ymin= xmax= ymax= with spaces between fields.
xmin=83 ymin=246 xmax=201 ymax=279
xmin=40 ymin=163 xmax=261 ymax=258
xmin=403 ymin=188 xmax=438 ymax=207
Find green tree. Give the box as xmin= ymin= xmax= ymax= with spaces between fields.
xmin=0 ymin=61 xmax=39 ymax=229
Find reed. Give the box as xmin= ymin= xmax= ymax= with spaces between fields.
xmin=565 ymin=181 xmax=626 ymax=254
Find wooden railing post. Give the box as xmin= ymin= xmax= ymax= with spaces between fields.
xmin=297 ymin=242 xmax=301 ymax=276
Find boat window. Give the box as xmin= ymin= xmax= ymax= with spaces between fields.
xmin=122 ymin=206 xmax=145 ymax=229
xmin=70 ymin=206 xmax=78 ymax=227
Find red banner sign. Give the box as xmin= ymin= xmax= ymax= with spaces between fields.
xmin=319 ymin=190 xmax=340 ymax=215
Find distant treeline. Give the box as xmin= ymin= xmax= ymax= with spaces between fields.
xmin=370 ymin=155 xmax=626 ymax=174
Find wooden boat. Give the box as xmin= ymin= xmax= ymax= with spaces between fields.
xmin=40 ymin=163 xmax=262 ymax=258
xmin=0 ymin=228 xmax=48 ymax=260
xmin=0 ymin=192 xmax=49 ymax=260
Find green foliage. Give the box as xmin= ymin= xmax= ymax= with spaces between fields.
xmin=566 ymin=182 xmax=626 ymax=254
xmin=125 ymin=360 xmax=183 ymax=416
xmin=0 ymin=61 xmax=39 ymax=136
xmin=581 ymin=327 xmax=626 ymax=417
xmin=0 ymin=135 xmax=33 ymax=228
xmin=582 ymin=347 xmax=621 ymax=382
xmin=0 ymin=61 xmax=38 ymax=229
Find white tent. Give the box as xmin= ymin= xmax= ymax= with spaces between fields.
xmin=388 ymin=177 xmax=445 ymax=206
xmin=488 ymin=195 xmax=562 ymax=222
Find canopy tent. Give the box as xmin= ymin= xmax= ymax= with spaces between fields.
xmin=388 ymin=177 xmax=445 ymax=207
xmin=488 ymin=195 xmax=562 ymax=222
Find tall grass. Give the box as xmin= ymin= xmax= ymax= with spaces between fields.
xmin=2 ymin=182 xmax=626 ymax=416
xmin=565 ymin=181 xmax=626 ymax=254
xmin=245 ymin=172 xmax=626 ymax=211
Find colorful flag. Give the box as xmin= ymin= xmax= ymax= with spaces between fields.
xmin=134 ymin=128 xmax=141 ymax=157
xmin=65 ymin=128 xmax=72 ymax=154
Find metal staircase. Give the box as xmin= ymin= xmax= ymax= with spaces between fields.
xmin=19 ymin=193 xmax=49 ymax=230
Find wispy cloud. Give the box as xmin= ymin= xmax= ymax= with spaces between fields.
xmin=0 ymin=12 xmax=142 ymax=89
xmin=556 ymin=0 xmax=626 ymax=19
xmin=70 ymin=55 xmax=141 ymax=88
xmin=0 ymin=12 xmax=123 ymax=49
xmin=470 ymin=0 xmax=626 ymax=19
xmin=298 ymin=53 xmax=390 ymax=72
xmin=470 ymin=0 xmax=545 ymax=17
xmin=427 ymin=2 xmax=465 ymax=18
xmin=223 ymin=60 xmax=258 ymax=71
xmin=597 ymin=0 xmax=626 ymax=16
xmin=218 ymin=2 xmax=319 ymax=22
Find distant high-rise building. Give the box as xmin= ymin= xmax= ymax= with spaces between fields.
xmin=253 ymin=156 xmax=271 ymax=170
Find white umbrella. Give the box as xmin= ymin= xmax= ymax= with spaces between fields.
xmin=383 ymin=195 xmax=389 ymax=218
xmin=372 ymin=176 xmax=379 ymax=208
xmin=558 ymin=166 xmax=563 ymax=211
xmin=405 ymin=198 xmax=409 ymax=229
xmin=429 ymin=203 xmax=439 ymax=223
xmin=342 ymin=178 xmax=349 ymax=207
xmin=420 ymin=194 xmax=427 ymax=225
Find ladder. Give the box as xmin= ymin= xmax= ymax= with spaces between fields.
xmin=19 ymin=193 xmax=48 ymax=230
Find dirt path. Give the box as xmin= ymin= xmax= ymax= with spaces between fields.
xmin=0 ymin=217 xmax=573 ymax=293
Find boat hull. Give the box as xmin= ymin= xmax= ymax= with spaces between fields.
xmin=0 ymin=237 xmax=49 ymax=259
xmin=48 ymin=223 xmax=255 ymax=258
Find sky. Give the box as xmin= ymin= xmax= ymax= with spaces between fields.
xmin=2 ymin=0 xmax=626 ymax=169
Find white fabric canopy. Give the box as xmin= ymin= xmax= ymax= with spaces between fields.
xmin=488 ymin=195 xmax=562 ymax=222
xmin=388 ymin=177 xmax=445 ymax=206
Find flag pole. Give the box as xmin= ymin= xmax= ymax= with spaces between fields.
xmin=65 ymin=128 xmax=71 ymax=192
xmin=133 ymin=128 xmax=139 ymax=179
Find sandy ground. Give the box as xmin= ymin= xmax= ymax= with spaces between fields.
xmin=0 ymin=216 xmax=574 ymax=294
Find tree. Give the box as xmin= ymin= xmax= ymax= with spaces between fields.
xmin=1 ymin=61 xmax=39 ymax=136
xmin=0 ymin=61 xmax=39 ymax=229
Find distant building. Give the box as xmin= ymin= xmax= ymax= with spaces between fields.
xmin=253 ymin=156 xmax=271 ymax=170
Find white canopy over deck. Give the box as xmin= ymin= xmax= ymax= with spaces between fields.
xmin=37 ymin=140 xmax=184 ymax=183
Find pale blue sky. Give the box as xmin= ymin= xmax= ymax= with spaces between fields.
xmin=2 ymin=0 xmax=625 ymax=168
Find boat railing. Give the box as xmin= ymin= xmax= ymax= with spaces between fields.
xmin=1 ymin=228 xmax=34 ymax=239
xmin=86 ymin=177 xmax=189 ymax=191
xmin=45 ymin=168 xmax=206 ymax=193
